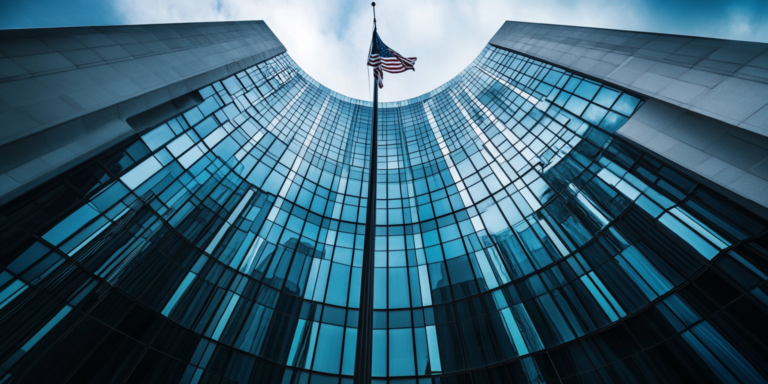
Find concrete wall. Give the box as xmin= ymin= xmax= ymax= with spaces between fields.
xmin=491 ymin=21 xmax=768 ymax=211
xmin=0 ymin=21 xmax=285 ymax=205
xmin=619 ymin=99 xmax=768 ymax=211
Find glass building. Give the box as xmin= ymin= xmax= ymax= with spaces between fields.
xmin=1 ymin=21 xmax=768 ymax=383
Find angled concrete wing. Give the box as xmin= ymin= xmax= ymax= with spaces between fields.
xmin=492 ymin=21 xmax=768 ymax=212
xmin=0 ymin=21 xmax=285 ymax=204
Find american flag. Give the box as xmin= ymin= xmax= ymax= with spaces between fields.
xmin=367 ymin=28 xmax=416 ymax=88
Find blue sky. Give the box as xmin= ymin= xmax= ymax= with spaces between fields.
xmin=2 ymin=0 xmax=767 ymax=102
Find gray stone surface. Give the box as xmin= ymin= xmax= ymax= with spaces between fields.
xmin=618 ymin=99 xmax=768 ymax=212
xmin=490 ymin=22 xmax=768 ymax=135
xmin=491 ymin=21 xmax=768 ymax=211
xmin=0 ymin=21 xmax=285 ymax=205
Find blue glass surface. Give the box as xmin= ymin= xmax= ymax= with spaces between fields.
xmin=1 ymin=44 xmax=767 ymax=383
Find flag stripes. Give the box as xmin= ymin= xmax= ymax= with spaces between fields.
xmin=367 ymin=29 xmax=416 ymax=88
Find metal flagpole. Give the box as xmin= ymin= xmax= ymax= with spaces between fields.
xmin=354 ymin=3 xmax=378 ymax=383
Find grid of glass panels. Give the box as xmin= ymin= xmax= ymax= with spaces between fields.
xmin=1 ymin=45 xmax=768 ymax=383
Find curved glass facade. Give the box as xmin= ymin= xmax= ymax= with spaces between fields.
xmin=2 ymin=45 xmax=768 ymax=384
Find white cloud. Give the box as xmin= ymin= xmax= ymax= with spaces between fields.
xmin=115 ymin=0 xmax=768 ymax=102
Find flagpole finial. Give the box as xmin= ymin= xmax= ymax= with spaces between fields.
xmin=371 ymin=2 xmax=376 ymax=25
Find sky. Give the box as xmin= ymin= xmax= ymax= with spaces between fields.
xmin=1 ymin=0 xmax=767 ymax=102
